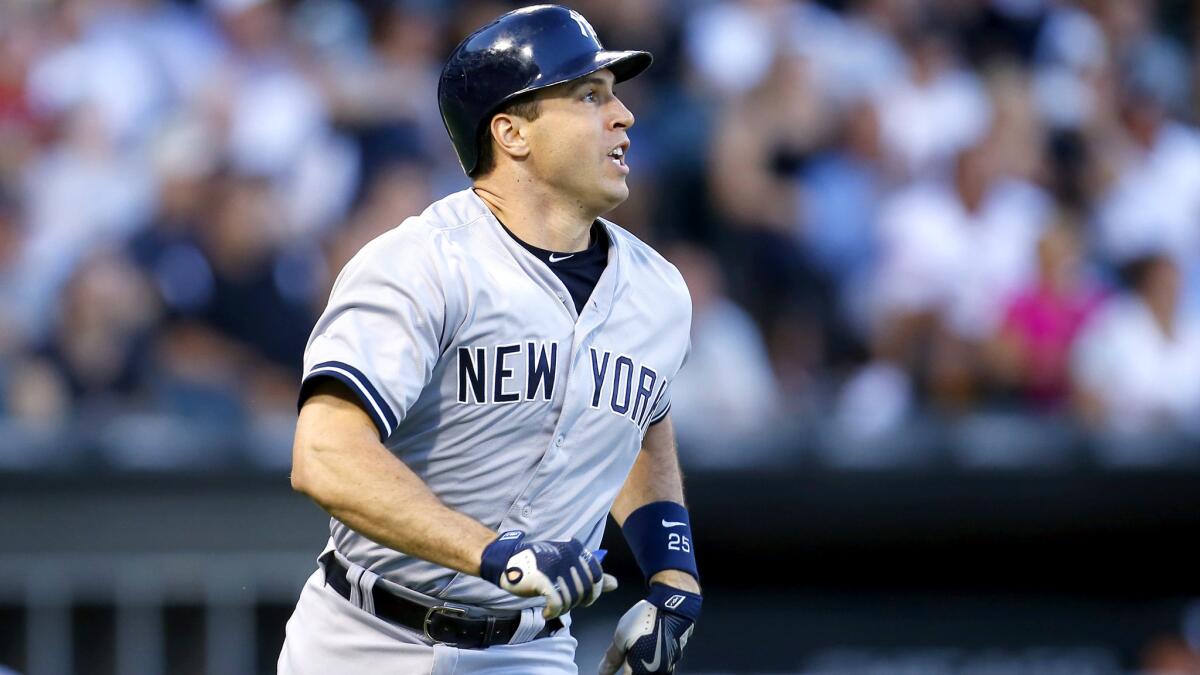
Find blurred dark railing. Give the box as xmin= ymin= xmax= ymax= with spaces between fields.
xmin=4 ymin=411 xmax=1200 ymax=593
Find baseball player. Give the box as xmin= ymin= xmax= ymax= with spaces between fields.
xmin=278 ymin=5 xmax=701 ymax=673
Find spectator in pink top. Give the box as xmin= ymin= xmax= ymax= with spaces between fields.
xmin=985 ymin=215 xmax=1105 ymax=410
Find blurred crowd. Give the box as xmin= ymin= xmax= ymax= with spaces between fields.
xmin=2 ymin=0 xmax=1200 ymax=469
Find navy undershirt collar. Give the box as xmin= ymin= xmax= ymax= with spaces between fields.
xmin=497 ymin=220 xmax=610 ymax=314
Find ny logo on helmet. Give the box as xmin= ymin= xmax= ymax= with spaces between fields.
xmin=569 ymin=9 xmax=599 ymax=42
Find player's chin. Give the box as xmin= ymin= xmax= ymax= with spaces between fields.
xmin=595 ymin=182 xmax=629 ymax=212
xmin=603 ymin=170 xmax=631 ymax=196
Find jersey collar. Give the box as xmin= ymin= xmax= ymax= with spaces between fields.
xmin=462 ymin=188 xmax=622 ymax=327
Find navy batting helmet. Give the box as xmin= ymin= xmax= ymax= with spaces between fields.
xmin=438 ymin=4 xmax=652 ymax=176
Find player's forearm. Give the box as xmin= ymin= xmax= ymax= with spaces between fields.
xmin=301 ymin=446 xmax=496 ymax=576
xmin=648 ymin=569 xmax=699 ymax=593
xmin=609 ymin=416 xmax=701 ymax=593
xmin=292 ymin=395 xmax=497 ymax=576
xmin=610 ymin=416 xmax=686 ymax=523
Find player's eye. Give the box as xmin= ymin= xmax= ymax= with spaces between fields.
xmin=583 ymin=90 xmax=597 ymax=102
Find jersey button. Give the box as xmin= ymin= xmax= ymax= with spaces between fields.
xmin=554 ymin=435 xmax=564 ymax=447
xmin=521 ymin=506 xmax=532 ymax=517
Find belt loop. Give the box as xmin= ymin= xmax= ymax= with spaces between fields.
xmin=347 ymin=565 xmax=363 ymax=609
xmin=480 ymin=616 xmax=496 ymax=648
xmin=357 ymin=567 xmax=381 ymax=615
xmin=509 ymin=607 xmax=545 ymax=644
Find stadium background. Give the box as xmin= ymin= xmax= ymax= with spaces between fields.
xmin=2 ymin=0 xmax=1200 ymax=673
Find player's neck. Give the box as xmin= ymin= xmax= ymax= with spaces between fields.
xmin=472 ymin=180 xmax=594 ymax=253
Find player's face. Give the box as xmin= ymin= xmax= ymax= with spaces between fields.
xmin=524 ymin=69 xmax=635 ymax=212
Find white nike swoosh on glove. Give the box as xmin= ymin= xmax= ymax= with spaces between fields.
xmin=641 ymin=629 xmax=664 ymax=671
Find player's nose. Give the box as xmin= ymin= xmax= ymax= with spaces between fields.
xmin=609 ymin=96 xmax=634 ymax=130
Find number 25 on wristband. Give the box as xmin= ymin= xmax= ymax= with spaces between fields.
xmin=667 ymin=533 xmax=690 ymax=552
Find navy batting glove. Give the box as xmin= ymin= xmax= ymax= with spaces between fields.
xmin=598 ymin=584 xmax=701 ymax=674
xmin=481 ymin=531 xmax=618 ymax=619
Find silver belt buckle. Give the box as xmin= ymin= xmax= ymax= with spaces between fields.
xmin=424 ymin=605 xmax=468 ymax=646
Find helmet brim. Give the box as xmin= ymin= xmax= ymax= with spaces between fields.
xmin=598 ymin=50 xmax=653 ymax=84
xmin=502 ymin=49 xmax=652 ymax=106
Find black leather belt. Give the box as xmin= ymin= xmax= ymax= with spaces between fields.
xmin=320 ymin=551 xmax=563 ymax=649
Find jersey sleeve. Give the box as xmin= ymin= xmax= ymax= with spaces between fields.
xmin=647 ymin=387 xmax=672 ymax=426
xmin=647 ymin=263 xmax=694 ymax=428
xmin=299 ymin=226 xmax=447 ymax=441
xmin=648 ymin=332 xmax=690 ymax=427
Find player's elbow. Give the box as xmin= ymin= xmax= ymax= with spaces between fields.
xmin=289 ymin=440 xmax=318 ymax=499
xmin=289 ymin=428 xmax=337 ymax=508
xmin=290 ymin=443 xmax=343 ymax=514
xmin=290 ymin=390 xmax=359 ymax=506
xmin=289 ymin=453 xmax=312 ymax=496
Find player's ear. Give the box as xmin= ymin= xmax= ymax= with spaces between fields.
xmin=489 ymin=113 xmax=531 ymax=163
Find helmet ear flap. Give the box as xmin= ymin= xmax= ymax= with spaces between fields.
xmin=437 ymin=4 xmax=652 ymax=176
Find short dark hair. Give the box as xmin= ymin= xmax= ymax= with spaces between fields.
xmin=470 ymin=95 xmax=542 ymax=178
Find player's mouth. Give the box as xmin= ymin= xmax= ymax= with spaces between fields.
xmin=607 ymin=142 xmax=629 ymax=175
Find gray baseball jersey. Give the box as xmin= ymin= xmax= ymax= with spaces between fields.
xmin=300 ymin=187 xmax=691 ymax=611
